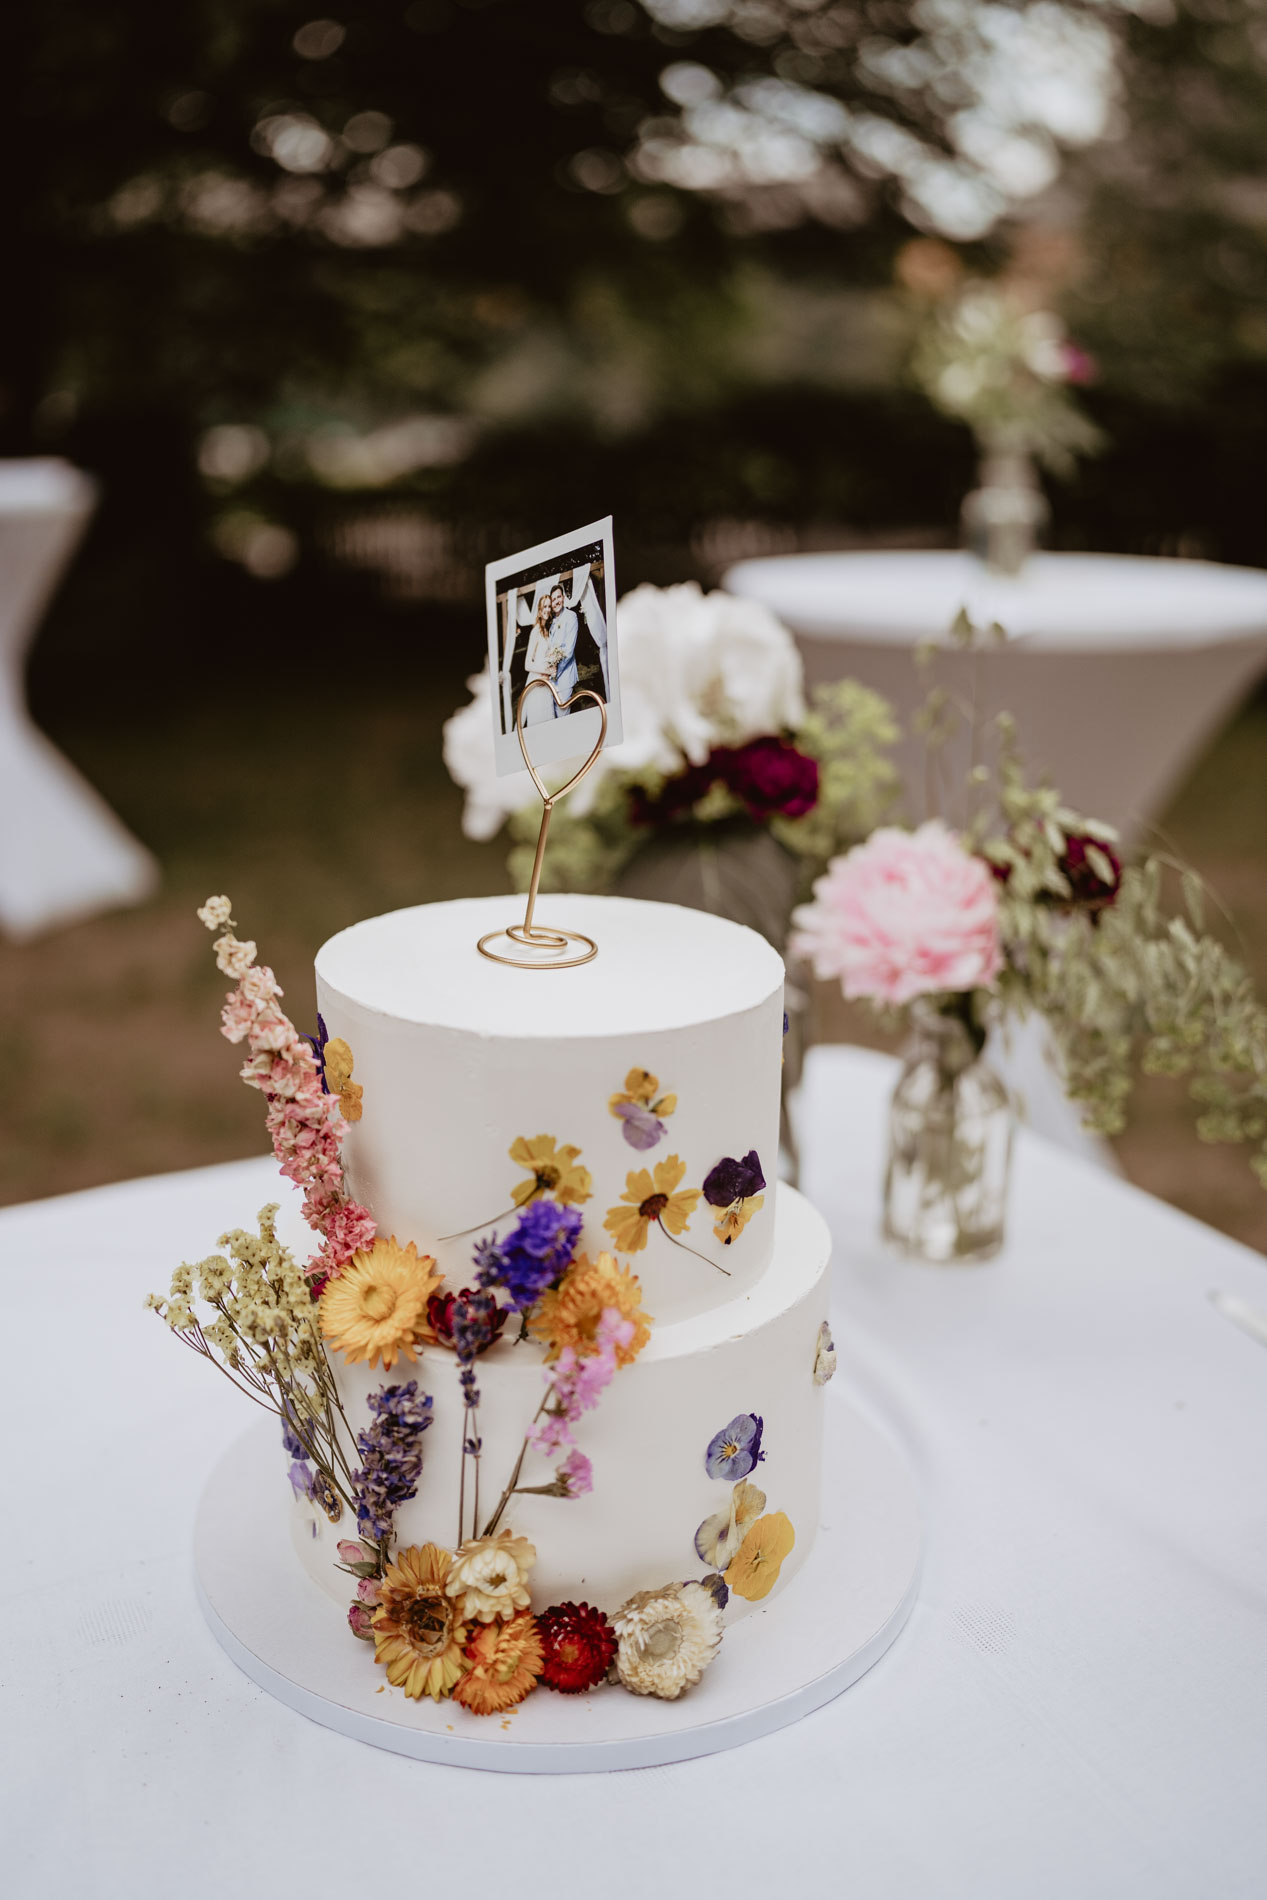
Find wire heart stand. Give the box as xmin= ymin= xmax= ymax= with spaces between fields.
xmin=477 ymin=677 xmax=608 ymax=969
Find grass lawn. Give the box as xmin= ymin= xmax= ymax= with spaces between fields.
xmin=7 ymin=656 xmax=1267 ymax=1255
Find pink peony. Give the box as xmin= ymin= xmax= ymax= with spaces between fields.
xmin=790 ymin=820 xmax=1002 ymax=1004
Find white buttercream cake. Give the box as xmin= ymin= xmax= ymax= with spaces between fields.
xmin=295 ymin=894 xmax=833 ymax=1633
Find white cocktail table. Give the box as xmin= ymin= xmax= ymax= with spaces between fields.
xmin=0 ymin=458 xmax=158 ymax=939
xmin=724 ymin=550 xmax=1267 ymax=847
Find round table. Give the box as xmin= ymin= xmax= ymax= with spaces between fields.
xmin=724 ymin=551 xmax=1267 ymax=847
xmin=4 ymin=1045 xmax=1265 ymax=1898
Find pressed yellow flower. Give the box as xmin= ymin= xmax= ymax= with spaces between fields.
xmin=604 ymin=1154 xmax=700 ymax=1254
xmin=527 ymin=1251 xmax=652 ymax=1366
xmin=713 ymin=1193 xmax=764 ymax=1246
xmin=322 ymin=1036 xmax=363 ymax=1123
xmin=319 ymin=1236 xmax=441 ymax=1370
xmin=371 ymin=1544 xmax=470 ymax=1701
xmin=509 ymin=1134 xmax=593 ymax=1208
xmin=724 ymin=1511 xmax=796 ymax=1602
xmin=609 ymin=1067 xmax=677 ymax=1119
xmin=453 ymin=1613 xmax=544 ymax=1716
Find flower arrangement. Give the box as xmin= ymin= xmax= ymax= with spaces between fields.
xmin=909 ymin=279 xmax=1101 ymax=476
xmin=150 ymin=898 xmax=812 ymax=1716
xmin=791 ymin=631 xmax=1267 ymax=1257
xmin=443 ymin=582 xmax=899 ymax=912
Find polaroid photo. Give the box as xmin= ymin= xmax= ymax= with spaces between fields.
xmin=485 ymin=516 xmax=621 ymax=778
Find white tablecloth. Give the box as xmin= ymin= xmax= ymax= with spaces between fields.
xmin=3 ymin=1046 xmax=1266 ymax=1899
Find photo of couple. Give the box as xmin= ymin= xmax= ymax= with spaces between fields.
xmin=485 ymin=517 xmax=621 ymax=777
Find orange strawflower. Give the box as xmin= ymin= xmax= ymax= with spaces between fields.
xmin=528 ymin=1251 xmax=651 ymax=1366
xmin=453 ymin=1612 xmax=544 ymax=1716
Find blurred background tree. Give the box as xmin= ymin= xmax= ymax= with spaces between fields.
xmin=14 ymin=0 xmax=1267 ymax=711
xmin=7 ymin=0 xmax=1267 ymax=1238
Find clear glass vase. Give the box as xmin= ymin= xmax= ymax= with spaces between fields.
xmin=960 ymin=434 xmax=1049 ymax=577
xmin=882 ymin=1002 xmax=1013 ymax=1264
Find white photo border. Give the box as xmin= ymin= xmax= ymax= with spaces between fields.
xmin=485 ymin=515 xmax=622 ymax=780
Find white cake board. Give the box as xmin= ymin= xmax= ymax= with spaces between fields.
xmin=194 ymin=1387 xmax=921 ymax=1773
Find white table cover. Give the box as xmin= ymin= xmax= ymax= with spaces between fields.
xmin=3 ymin=1045 xmax=1265 ymax=1899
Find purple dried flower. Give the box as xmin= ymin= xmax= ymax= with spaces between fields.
xmin=702 ymin=1151 xmax=766 ymax=1208
xmin=613 ymin=1101 xmax=666 ymax=1151
xmin=351 ymin=1380 xmax=433 ymax=1544
xmin=704 ymin=1412 xmax=765 ymax=1480
xmin=475 ymin=1200 xmax=583 ymax=1310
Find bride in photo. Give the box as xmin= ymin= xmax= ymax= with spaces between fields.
xmin=521 ymin=589 xmax=561 ymax=724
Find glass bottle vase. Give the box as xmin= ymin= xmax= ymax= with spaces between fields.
xmin=882 ymin=1003 xmax=1013 ymax=1264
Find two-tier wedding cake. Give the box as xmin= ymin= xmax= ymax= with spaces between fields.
xmin=303 ymin=893 xmax=833 ymax=1623
xmin=156 ymin=889 xmax=836 ymax=1718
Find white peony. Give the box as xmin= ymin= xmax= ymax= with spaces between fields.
xmin=615 ymin=581 xmax=805 ymax=767
xmin=442 ymin=584 xmax=806 ymax=841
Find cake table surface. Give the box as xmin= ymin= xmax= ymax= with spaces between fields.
xmin=3 ymin=1045 xmax=1265 ymax=1899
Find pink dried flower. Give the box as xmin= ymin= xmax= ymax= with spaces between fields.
xmin=528 ymin=1412 xmax=576 ymax=1458
xmin=791 ymin=820 xmax=1002 ymax=1005
xmin=597 ymin=1306 xmax=635 ymax=1354
xmin=557 ymin=1449 xmax=593 ymax=1497
xmin=347 ymin=1603 xmax=376 ymax=1640
xmin=548 ymin=1342 xmax=617 ymax=1422
xmin=201 ymin=896 xmax=376 ymax=1284
xmin=214 ymin=933 xmax=258 ymax=979
xmin=355 ymin=1577 xmax=382 ymax=1604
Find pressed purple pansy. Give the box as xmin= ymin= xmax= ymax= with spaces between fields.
xmin=704 ymin=1412 xmax=766 ymax=1480
xmin=613 ymin=1100 xmax=666 ymax=1151
xmin=702 ymin=1151 xmax=766 ymax=1209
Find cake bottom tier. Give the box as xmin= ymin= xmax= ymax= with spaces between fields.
xmin=293 ymin=1185 xmax=832 ymax=1620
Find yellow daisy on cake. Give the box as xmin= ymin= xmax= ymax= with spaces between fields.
xmin=508 ymin=1134 xmax=593 ymax=1208
xmin=603 ymin=1154 xmax=700 ymax=1254
xmin=319 ymin=1235 xmax=441 ymax=1370
xmin=527 ymin=1251 xmax=652 ymax=1366
xmin=453 ymin=1613 xmax=544 ymax=1716
xmin=371 ymin=1544 xmax=470 ymax=1701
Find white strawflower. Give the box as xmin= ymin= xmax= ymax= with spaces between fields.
xmin=444 ymin=1530 xmax=537 ymax=1624
xmin=613 ymin=1579 xmax=724 ymax=1699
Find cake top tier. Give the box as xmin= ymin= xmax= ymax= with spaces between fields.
xmin=315 ymin=894 xmax=784 ymax=1039
xmin=315 ymin=894 xmax=787 ymax=1324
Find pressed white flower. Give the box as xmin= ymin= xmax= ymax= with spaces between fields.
xmin=813 ymin=1319 xmax=837 ymax=1386
xmin=444 ymin=1530 xmax=537 ymax=1624
xmin=694 ymin=1480 xmax=766 ymax=1568
xmin=613 ymin=1580 xmax=723 ymax=1699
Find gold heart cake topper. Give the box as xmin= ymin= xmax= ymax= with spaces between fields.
xmin=514 ymin=678 xmax=608 ymax=808
xmin=478 ymin=677 xmax=610 ymax=969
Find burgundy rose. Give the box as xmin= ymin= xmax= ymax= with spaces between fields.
xmin=629 ymin=738 xmax=819 ymax=827
xmin=1059 ymin=833 xmax=1122 ymax=910
xmin=720 ymin=737 xmax=819 ymax=821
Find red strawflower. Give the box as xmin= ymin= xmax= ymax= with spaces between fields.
xmin=537 ymin=1600 xmax=618 ymax=1694
xmin=426 ymin=1286 xmax=507 ymax=1353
